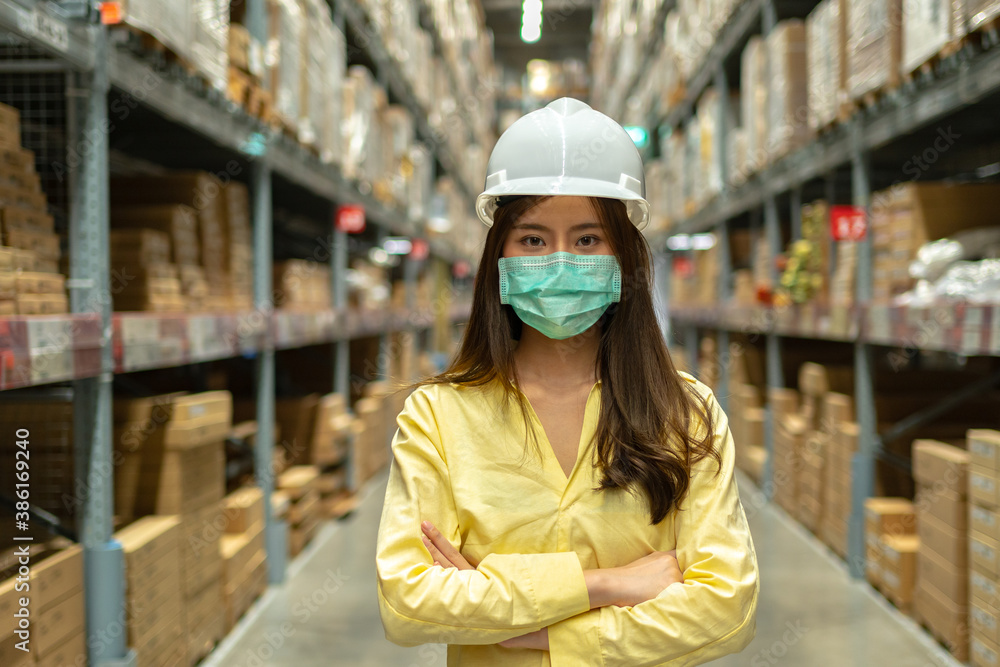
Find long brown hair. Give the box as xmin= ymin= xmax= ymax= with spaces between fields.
xmin=419 ymin=196 xmax=720 ymax=524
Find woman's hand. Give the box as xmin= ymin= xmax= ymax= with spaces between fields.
xmin=585 ymin=550 xmax=684 ymax=608
xmin=421 ymin=521 xmax=476 ymax=569
xmin=498 ymin=628 xmax=549 ymax=651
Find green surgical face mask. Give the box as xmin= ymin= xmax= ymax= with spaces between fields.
xmin=498 ymin=252 xmax=622 ymax=340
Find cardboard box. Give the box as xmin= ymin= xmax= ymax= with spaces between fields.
xmin=15 ymin=271 xmax=65 ymax=295
xmin=970 ymin=429 xmax=1000 ymax=472
xmin=110 ymin=229 xmax=171 ymax=265
xmin=973 ymin=635 xmax=1000 ymax=667
xmin=116 ymin=516 xmax=182 ymax=578
xmin=34 ymin=587 xmax=85 ymax=658
xmin=971 ymin=466 xmax=1000 ymax=510
xmin=917 ymin=484 xmax=967 ymax=531
xmin=916 ymin=580 xmax=969 ymax=660
xmin=913 ymin=439 xmax=969 ymax=489
xmin=28 ymin=544 xmax=84 ymax=614
xmin=919 ymin=511 xmax=968 ymax=566
xmin=277 ymin=465 xmax=320 ymax=500
xmin=972 ymin=599 xmax=1000 ymax=648
xmin=35 ymin=629 xmax=86 ymax=667
xmin=5 ymin=228 xmax=59 ymax=260
xmin=118 ymin=441 xmax=225 ymax=516
xmin=0 ymin=633 xmax=32 ymax=667
xmin=222 ymin=486 xmax=265 ymax=534
xmin=972 ymin=505 xmax=1000 ymax=541
xmin=972 ymin=531 xmax=1000 ymax=577
xmin=881 ymin=534 xmax=919 ymax=606
xmin=865 ymin=498 xmax=916 ymax=546
xmin=171 ymin=390 xmax=233 ymax=426
xmin=917 ymin=546 xmax=967 ymax=604
xmin=972 ymin=567 xmax=999 ymax=610
xmin=0 ymin=103 xmax=20 ymax=148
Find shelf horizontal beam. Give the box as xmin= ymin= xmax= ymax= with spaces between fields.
xmin=668 ymin=303 xmax=1000 ymax=356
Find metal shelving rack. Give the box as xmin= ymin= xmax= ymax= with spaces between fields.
xmin=0 ymin=2 xmax=475 ymax=665
xmin=648 ymin=0 xmax=1000 ymax=584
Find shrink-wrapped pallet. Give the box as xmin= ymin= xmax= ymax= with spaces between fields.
xmin=298 ymin=0 xmax=332 ymax=149
xmin=807 ymin=0 xmax=848 ymax=130
xmin=406 ymin=145 xmax=434 ymax=223
xmin=903 ymin=0 xmax=966 ymax=75
xmin=267 ymin=0 xmax=304 ymax=132
xmin=767 ymin=20 xmax=810 ymax=162
xmin=847 ymin=0 xmax=902 ymax=100
xmin=190 ymin=0 xmax=228 ymax=92
xmin=697 ymin=88 xmax=722 ymax=205
xmin=661 ymin=130 xmax=685 ymax=228
xmin=342 ymin=66 xmax=375 ymax=183
xmin=114 ymin=0 xmax=190 ymax=59
xmin=320 ymin=22 xmax=346 ymax=166
xmin=741 ymin=36 xmax=768 ymax=176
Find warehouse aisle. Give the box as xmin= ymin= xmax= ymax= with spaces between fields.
xmin=203 ymin=472 xmax=961 ymax=667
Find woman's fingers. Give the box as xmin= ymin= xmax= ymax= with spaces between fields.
xmin=422 ymin=535 xmax=454 ymax=568
xmin=421 ymin=521 xmax=474 ymax=570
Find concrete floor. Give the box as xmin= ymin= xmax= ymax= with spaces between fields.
xmin=201 ymin=472 xmax=963 ymax=667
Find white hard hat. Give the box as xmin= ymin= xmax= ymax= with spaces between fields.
xmin=476 ymin=97 xmax=650 ymax=230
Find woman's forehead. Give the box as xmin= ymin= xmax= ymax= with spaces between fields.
xmin=515 ymin=196 xmax=597 ymax=224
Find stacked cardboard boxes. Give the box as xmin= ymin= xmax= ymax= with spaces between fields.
xmin=113 ymin=391 xmax=233 ymax=665
xmin=274 ymin=260 xmax=332 ymax=310
xmin=740 ymin=36 xmax=768 ymax=176
xmin=0 ymin=103 xmax=67 ymax=315
xmin=0 ymin=394 xmax=74 ymax=522
xmin=847 ymin=0 xmax=902 ymax=101
xmin=806 ymin=0 xmax=848 ymax=130
xmin=821 ymin=402 xmax=857 ymax=557
xmin=117 ymin=516 xmax=186 ymax=667
xmin=112 ymin=172 xmax=233 ymax=311
xmin=110 ymin=204 xmax=204 ymax=312
xmin=0 ymin=541 xmax=85 ymax=667
xmin=221 ymin=487 xmax=268 ymax=633
xmin=969 ymin=429 xmax=1000 ymax=666
xmin=278 ymin=466 xmax=323 ymax=557
xmin=914 ymin=440 xmax=971 ymax=661
xmin=903 ymin=0 xmax=966 ymax=76
xmin=770 ymin=388 xmax=803 ymax=515
xmin=766 ymin=20 xmax=810 ymax=162
xmin=222 ymin=181 xmax=253 ymax=310
xmin=864 ymin=498 xmax=917 ymax=601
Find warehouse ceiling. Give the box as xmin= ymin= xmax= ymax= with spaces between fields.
xmin=481 ymin=0 xmax=597 ymax=83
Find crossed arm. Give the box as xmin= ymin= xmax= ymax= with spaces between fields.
xmin=375 ymin=388 xmax=759 ymax=665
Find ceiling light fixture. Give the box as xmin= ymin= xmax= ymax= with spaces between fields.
xmin=521 ymin=0 xmax=543 ymax=43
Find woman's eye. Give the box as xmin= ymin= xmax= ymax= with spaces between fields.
xmin=521 ymin=236 xmax=544 ymax=247
xmin=578 ymin=235 xmax=600 ymax=247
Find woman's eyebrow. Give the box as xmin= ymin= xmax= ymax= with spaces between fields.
xmin=512 ymin=222 xmax=600 ymax=231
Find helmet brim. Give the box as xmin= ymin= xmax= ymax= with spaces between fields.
xmin=475 ymin=177 xmax=650 ymax=231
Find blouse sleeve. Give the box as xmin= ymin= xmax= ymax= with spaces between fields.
xmin=546 ymin=383 xmax=759 ymax=666
xmin=375 ymin=387 xmax=593 ymax=647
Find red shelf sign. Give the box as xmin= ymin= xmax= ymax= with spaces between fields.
xmin=335 ymin=204 xmax=366 ymax=234
xmin=830 ymin=205 xmax=867 ymax=241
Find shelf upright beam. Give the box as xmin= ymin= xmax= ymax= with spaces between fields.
xmin=246 ymin=0 xmax=284 ymax=584
xmin=849 ymin=128 xmax=876 ymax=579
xmin=762 ymin=195 xmax=782 ymax=499
xmin=716 ymin=219 xmax=732 ymax=412
xmin=333 ymin=225 xmax=350 ymax=397
xmin=67 ymin=25 xmax=135 ymax=667
xmin=251 ymin=157 xmax=285 ymax=584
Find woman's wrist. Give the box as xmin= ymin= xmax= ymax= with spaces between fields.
xmin=584 ymin=569 xmax=619 ymax=609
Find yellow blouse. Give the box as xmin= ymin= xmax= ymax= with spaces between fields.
xmin=375 ymin=372 xmax=759 ymax=666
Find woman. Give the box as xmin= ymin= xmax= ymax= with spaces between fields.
xmin=376 ymin=98 xmax=758 ymax=666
